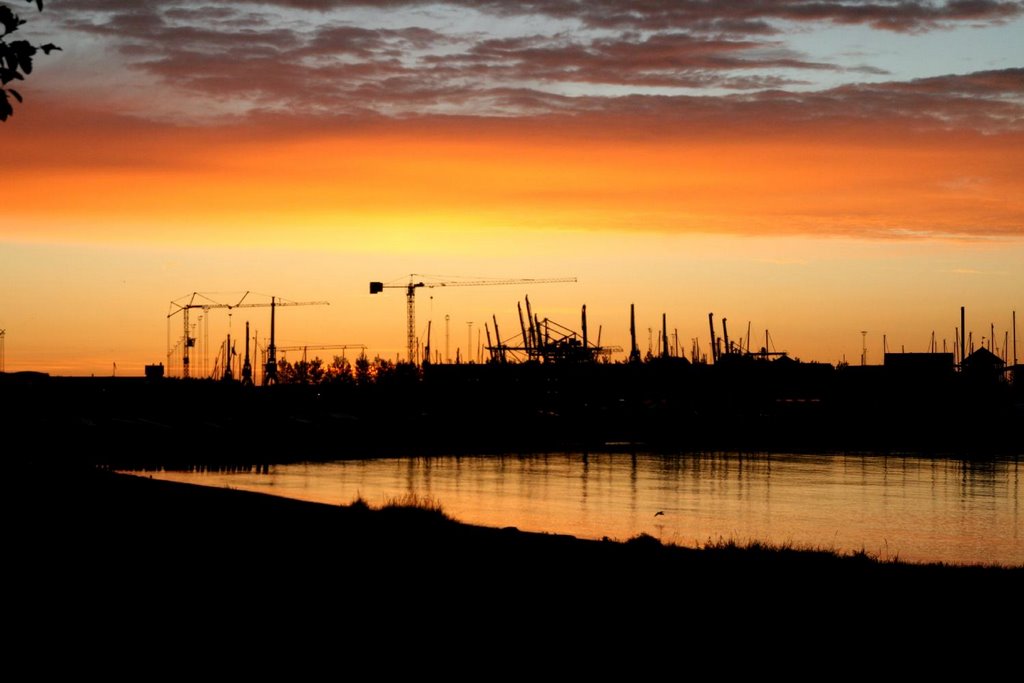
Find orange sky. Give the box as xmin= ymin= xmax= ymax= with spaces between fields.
xmin=8 ymin=109 xmax=1022 ymax=243
xmin=1 ymin=1 xmax=1022 ymax=375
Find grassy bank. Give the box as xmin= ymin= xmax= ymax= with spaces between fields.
xmin=18 ymin=464 xmax=1020 ymax=581
xmin=9 ymin=460 xmax=1022 ymax=654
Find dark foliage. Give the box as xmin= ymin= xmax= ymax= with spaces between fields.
xmin=1 ymin=1 xmax=59 ymax=121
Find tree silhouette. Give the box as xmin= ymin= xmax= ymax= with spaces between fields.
xmin=1 ymin=1 xmax=59 ymax=121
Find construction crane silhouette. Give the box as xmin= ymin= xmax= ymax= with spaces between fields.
xmin=277 ymin=344 xmax=367 ymax=363
xmin=369 ymin=275 xmax=576 ymax=363
xmin=167 ymin=292 xmax=329 ymax=382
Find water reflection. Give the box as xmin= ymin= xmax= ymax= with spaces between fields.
xmin=126 ymin=452 xmax=1022 ymax=567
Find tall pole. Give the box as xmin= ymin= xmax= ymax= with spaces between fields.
xmin=1014 ymin=310 xmax=1018 ymax=367
xmin=223 ymin=331 xmax=233 ymax=381
xmin=241 ymin=322 xmax=252 ymax=386
xmin=861 ymin=330 xmax=867 ymax=366
xmin=582 ymin=305 xmax=588 ymax=350
xmin=662 ymin=313 xmax=669 ymax=359
xmin=445 ymin=314 xmax=450 ymax=364
xmin=525 ymin=297 xmax=537 ymax=350
xmin=517 ymin=303 xmax=529 ymax=355
xmin=467 ymin=322 xmax=473 ymax=364
xmin=424 ymin=320 xmax=432 ymax=366
xmin=205 ymin=315 xmax=210 ymax=377
xmin=492 ymin=315 xmax=503 ymax=363
xmin=629 ymin=304 xmax=640 ymax=363
xmin=960 ymin=306 xmax=966 ymax=368
xmin=264 ymin=296 xmax=277 ymax=385
xmin=197 ymin=314 xmax=203 ymax=378
xmin=0 ymin=328 xmax=5 ymax=373
xmin=708 ymin=313 xmax=717 ymax=363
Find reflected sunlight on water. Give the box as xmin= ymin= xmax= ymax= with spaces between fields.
xmin=128 ymin=452 xmax=1022 ymax=566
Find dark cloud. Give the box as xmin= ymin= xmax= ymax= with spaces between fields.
xmin=52 ymin=1 xmax=1024 ymax=33
xmin=447 ymin=32 xmax=834 ymax=89
xmin=35 ymin=1 xmax=1022 ymax=131
xmin=302 ymin=25 xmax=445 ymax=58
xmin=879 ymin=67 xmax=1024 ymax=95
xmin=752 ymin=69 xmax=1024 ymax=131
xmin=47 ymin=5 xmax=844 ymax=105
xmin=208 ymin=0 xmax=1024 ymax=33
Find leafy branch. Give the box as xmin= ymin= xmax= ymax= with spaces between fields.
xmin=1 ymin=0 xmax=60 ymax=121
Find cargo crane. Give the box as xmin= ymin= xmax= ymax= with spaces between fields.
xmin=369 ymin=275 xmax=576 ymax=364
xmin=486 ymin=299 xmax=621 ymax=363
xmin=167 ymin=292 xmax=329 ymax=380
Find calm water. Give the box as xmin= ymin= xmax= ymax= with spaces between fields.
xmin=128 ymin=452 xmax=1022 ymax=567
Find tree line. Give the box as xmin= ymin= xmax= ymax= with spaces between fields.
xmin=273 ymin=355 xmax=418 ymax=387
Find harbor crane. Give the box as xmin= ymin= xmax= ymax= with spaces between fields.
xmin=167 ymin=292 xmax=329 ymax=381
xmin=369 ymin=275 xmax=576 ymax=363
xmin=486 ymin=299 xmax=621 ymax=363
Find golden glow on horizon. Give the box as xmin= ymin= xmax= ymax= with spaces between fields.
xmin=3 ymin=112 xmax=1022 ymax=376
xmin=6 ymin=124 xmax=1022 ymax=249
xmin=4 ymin=0 xmax=1022 ymax=378
xmin=2 ymin=232 xmax=1021 ymax=376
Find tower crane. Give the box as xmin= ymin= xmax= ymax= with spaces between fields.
xmin=167 ymin=292 xmax=329 ymax=381
xmin=277 ymin=344 xmax=368 ymax=363
xmin=369 ymin=275 xmax=576 ymax=364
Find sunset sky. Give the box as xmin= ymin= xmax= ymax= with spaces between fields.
xmin=2 ymin=0 xmax=1022 ymax=376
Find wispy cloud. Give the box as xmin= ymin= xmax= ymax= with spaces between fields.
xmin=31 ymin=1 xmax=1021 ymax=124
xmin=6 ymin=1 xmax=1018 ymax=243
xmin=219 ymin=1 xmax=1024 ymax=33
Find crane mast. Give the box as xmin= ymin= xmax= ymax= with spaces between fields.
xmin=241 ymin=321 xmax=253 ymax=386
xmin=167 ymin=292 xmax=329 ymax=380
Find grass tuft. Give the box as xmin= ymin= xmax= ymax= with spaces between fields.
xmin=378 ymin=492 xmax=449 ymax=519
xmin=693 ymin=534 xmax=911 ymax=564
xmin=348 ymin=493 xmax=370 ymax=512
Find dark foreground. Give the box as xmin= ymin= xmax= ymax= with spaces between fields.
xmin=12 ymin=462 xmax=1021 ymax=649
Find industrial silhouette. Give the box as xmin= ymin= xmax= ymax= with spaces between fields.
xmin=3 ymin=298 xmax=1017 ymax=468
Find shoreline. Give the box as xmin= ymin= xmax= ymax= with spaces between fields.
xmin=7 ymin=373 xmax=1021 ymax=632
xmin=117 ymin=458 xmax=1021 ymax=569
xmin=23 ymin=463 xmax=1022 ymax=573
xmin=12 ymin=462 xmax=1022 ymax=640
